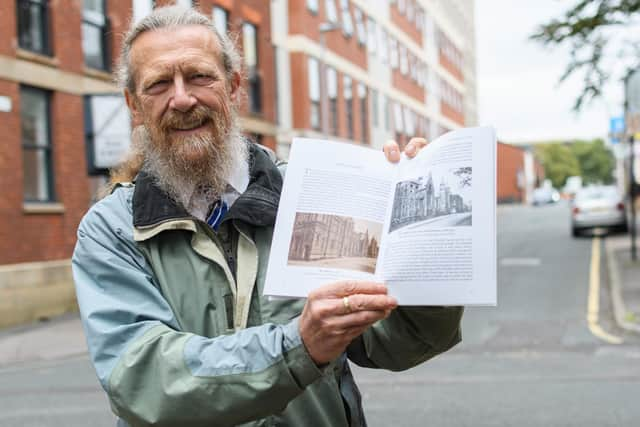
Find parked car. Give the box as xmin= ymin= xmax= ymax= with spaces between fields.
xmin=532 ymin=187 xmax=560 ymax=205
xmin=571 ymin=185 xmax=628 ymax=237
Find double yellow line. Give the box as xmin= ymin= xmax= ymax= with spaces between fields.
xmin=587 ymin=236 xmax=624 ymax=344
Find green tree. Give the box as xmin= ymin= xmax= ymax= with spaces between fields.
xmin=570 ymin=138 xmax=615 ymax=184
xmin=530 ymin=0 xmax=640 ymax=110
xmin=535 ymin=143 xmax=581 ymax=188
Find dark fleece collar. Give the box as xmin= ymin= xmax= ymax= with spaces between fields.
xmin=132 ymin=143 xmax=283 ymax=229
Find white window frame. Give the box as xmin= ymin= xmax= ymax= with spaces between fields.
xmin=340 ymin=0 xmax=354 ymax=38
xmin=307 ymin=0 xmax=319 ymax=14
xmin=325 ymin=0 xmax=338 ymax=24
xmin=354 ymin=7 xmax=367 ymax=45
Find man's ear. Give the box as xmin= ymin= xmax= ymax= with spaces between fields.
xmin=228 ymin=71 xmax=241 ymax=102
xmin=124 ymin=89 xmax=143 ymax=127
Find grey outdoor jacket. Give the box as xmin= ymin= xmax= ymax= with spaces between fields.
xmin=72 ymin=144 xmax=464 ymax=427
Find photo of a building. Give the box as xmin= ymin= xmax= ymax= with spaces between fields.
xmin=288 ymin=212 xmax=381 ymax=273
xmin=390 ymin=167 xmax=472 ymax=231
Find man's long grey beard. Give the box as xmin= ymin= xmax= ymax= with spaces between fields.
xmin=135 ymin=118 xmax=248 ymax=221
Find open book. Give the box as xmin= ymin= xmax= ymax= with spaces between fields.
xmin=263 ymin=127 xmax=496 ymax=305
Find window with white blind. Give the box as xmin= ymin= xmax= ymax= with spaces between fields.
xmin=340 ymin=0 xmax=353 ymax=38
xmin=308 ymin=57 xmax=321 ymax=130
xmin=325 ymin=0 xmax=338 ymax=24
xmin=327 ymin=67 xmax=338 ymax=135
xmin=354 ymin=8 xmax=366 ymax=45
xmin=307 ymin=0 xmax=319 ymax=14
xmin=213 ymin=7 xmax=228 ymax=35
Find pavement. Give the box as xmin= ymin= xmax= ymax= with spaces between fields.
xmin=0 ymin=313 xmax=87 ymax=367
xmin=606 ymin=224 xmax=640 ymax=334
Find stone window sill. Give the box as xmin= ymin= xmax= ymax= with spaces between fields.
xmin=23 ymin=202 xmax=65 ymax=215
xmin=16 ymin=48 xmax=60 ymax=68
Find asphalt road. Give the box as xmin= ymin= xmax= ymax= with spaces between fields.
xmin=1 ymin=202 xmax=639 ymax=426
xmin=353 ymin=202 xmax=640 ymax=427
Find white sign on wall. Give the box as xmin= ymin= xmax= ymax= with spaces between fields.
xmin=0 ymin=96 xmax=12 ymax=112
xmin=85 ymin=94 xmax=131 ymax=174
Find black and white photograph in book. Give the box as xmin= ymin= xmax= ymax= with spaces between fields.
xmin=389 ymin=166 xmax=472 ymax=232
xmin=287 ymin=213 xmax=382 ymax=273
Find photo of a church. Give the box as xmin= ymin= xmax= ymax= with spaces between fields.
xmin=390 ymin=167 xmax=472 ymax=232
xmin=288 ymin=213 xmax=382 ymax=274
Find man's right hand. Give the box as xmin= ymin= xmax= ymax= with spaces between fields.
xmin=298 ymin=281 xmax=398 ymax=365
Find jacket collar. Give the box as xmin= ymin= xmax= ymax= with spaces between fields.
xmin=132 ymin=143 xmax=283 ymax=230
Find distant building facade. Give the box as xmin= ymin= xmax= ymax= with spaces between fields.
xmin=273 ymin=0 xmax=477 ymax=157
xmin=289 ymin=213 xmax=378 ymax=261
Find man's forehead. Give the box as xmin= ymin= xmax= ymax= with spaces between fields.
xmin=130 ymin=25 xmax=221 ymax=62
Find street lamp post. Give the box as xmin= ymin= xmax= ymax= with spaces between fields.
xmin=625 ymin=68 xmax=640 ymax=261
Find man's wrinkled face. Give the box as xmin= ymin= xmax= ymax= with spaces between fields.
xmin=125 ymin=25 xmax=239 ymax=170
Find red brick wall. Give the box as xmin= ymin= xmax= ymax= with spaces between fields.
xmin=439 ymin=53 xmax=464 ymax=83
xmin=497 ymin=142 xmax=525 ymax=203
xmin=440 ymin=101 xmax=464 ymax=126
xmin=0 ymin=1 xmax=17 ymax=55
xmin=390 ymin=4 xmax=423 ymax=47
xmin=392 ymin=69 xmax=425 ymax=103
xmin=288 ymin=0 xmax=367 ymax=71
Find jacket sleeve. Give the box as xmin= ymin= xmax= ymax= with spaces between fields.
xmin=72 ymin=195 xmax=322 ymax=427
xmin=346 ymin=305 xmax=463 ymax=371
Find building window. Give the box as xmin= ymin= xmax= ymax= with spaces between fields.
xmin=16 ymin=0 xmax=51 ymax=55
xmin=21 ymin=86 xmax=54 ymax=202
xmin=354 ymin=8 xmax=366 ymax=46
xmin=406 ymin=0 xmax=415 ymax=23
xmin=82 ymin=0 xmax=110 ymax=71
xmin=213 ymin=6 xmax=228 ymax=35
xmin=307 ymin=0 xmax=319 ymax=14
xmin=390 ymin=37 xmax=398 ymax=69
xmin=382 ymin=94 xmax=389 ymax=131
xmin=366 ymin=17 xmax=376 ymax=54
xmin=340 ymin=0 xmax=353 ymax=38
xmin=133 ymin=0 xmax=153 ymax=23
xmin=325 ymin=0 xmax=338 ymax=24
xmin=344 ymin=75 xmax=353 ymax=139
xmin=327 ymin=67 xmax=338 ymax=135
xmin=371 ymin=89 xmax=378 ymax=128
xmin=308 ymin=57 xmax=321 ymax=130
xmin=378 ymin=27 xmax=388 ymax=64
xmin=243 ymin=22 xmax=261 ymax=114
xmin=358 ymin=83 xmax=368 ymax=143
xmin=399 ymin=44 xmax=408 ymax=75
xmin=393 ymin=102 xmax=404 ymax=136
xmin=398 ymin=0 xmax=406 ymax=14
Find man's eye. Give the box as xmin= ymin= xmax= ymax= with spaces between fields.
xmin=146 ymin=80 xmax=169 ymax=92
xmin=191 ymin=74 xmax=214 ymax=84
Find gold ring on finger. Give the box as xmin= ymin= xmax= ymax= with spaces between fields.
xmin=342 ymin=296 xmax=352 ymax=314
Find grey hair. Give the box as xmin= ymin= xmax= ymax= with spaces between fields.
xmin=116 ymin=5 xmax=242 ymax=93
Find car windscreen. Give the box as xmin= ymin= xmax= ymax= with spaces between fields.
xmin=575 ymin=187 xmax=619 ymax=202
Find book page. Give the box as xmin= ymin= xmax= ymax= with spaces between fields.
xmin=263 ymin=139 xmax=395 ymax=298
xmin=377 ymin=127 xmax=496 ymax=305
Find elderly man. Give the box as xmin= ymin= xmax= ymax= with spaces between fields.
xmin=72 ymin=6 xmax=463 ymax=427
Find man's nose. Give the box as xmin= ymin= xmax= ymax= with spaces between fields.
xmin=170 ymin=75 xmax=196 ymax=112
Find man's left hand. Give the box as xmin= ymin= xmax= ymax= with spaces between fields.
xmin=383 ymin=137 xmax=428 ymax=163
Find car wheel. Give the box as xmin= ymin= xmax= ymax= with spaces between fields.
xmin=572 ymin=227 xmax=580 ymax=237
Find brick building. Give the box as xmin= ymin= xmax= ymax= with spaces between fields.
xmin=0 ymin=0 xmax=276 ymax=267
xmin=497 ymin=142 xmax=544 ymax=204
xmin=272 ymin=0 xmax=477 ymax=156
xmin=0 ymin=0 xmax=477 ymax=326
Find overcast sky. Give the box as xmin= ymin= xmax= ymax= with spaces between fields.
xmin=475 ymin=0 xmax=628 ymax=143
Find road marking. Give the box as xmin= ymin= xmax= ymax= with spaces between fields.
xmin=500 ymin=257 xmax=541 ymax=266
xmin=587 ymin=236 xmax=624 ymax=345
